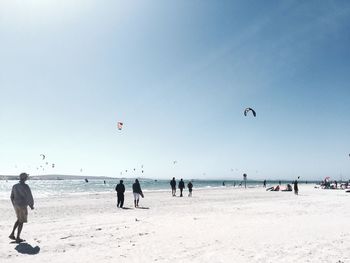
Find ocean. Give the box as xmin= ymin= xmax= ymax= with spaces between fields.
xmin=0 ymin=178 xmax=314 ymax=200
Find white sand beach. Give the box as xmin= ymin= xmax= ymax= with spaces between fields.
xmin=1 ymin=185 xmax=350 ymax=263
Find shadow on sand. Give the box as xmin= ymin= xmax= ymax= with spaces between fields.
xmin=15 ymin=243 xmax=40 ymax=255
xmin=136 ymin=206 xmax=150 ymax=209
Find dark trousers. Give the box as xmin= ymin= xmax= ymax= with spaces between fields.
xmin=180 ymin=188 xmax=184 ymax=197
xmin=117 ymin=193 xmax=124 ymax=208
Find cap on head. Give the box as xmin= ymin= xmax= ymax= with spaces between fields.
xmin=19 ymin=173 xmax=29 ymax=181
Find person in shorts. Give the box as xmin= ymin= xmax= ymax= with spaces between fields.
xmin=9 ymin=173 xmax=34 ymax=243
xmin=132 ymin=179 xmax=143 ymax=207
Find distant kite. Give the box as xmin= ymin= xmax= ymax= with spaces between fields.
xmin=142 ymin=170 xmax=144 ymax=173
xmin=40 ymin=154 xmax=46 ymax=160
xmin=45 ymin=162 xmax=48 ymax=165
xmin=80 ymin=168 xmax=83 ymax=173
xmin=117 ymin=122 xmax=123 ymax=130
xmin=52 ymin=164 xmax=55 ymax=168
xmin=173 ymin=160 xmax=177 ymax=165
xmin=244 ymin=108 xmax=256 ymax=117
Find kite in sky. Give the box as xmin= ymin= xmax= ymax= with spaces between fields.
xmin=244 ymin=108 xmax=256 ymax=117
xmin=117 ymin=122 xmax=123 ymax=130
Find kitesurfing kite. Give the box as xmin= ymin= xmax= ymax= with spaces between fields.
xmin=117 ymin=122 xmax=123 ymax=130
xmin=40 ymin=154 xmax=46 ymax=160
xmin=244 ymin=108 xmax=256 ymax=117
xmin=52 ymin=164 xmax=55 ymax=168
xmin=173 ymin=160 xmax=177 ymax=165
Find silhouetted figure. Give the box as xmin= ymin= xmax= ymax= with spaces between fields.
xmin=279 ymin=180 xmax=281 ymax=185
xmin=222 ymin=181 xmax=225 ymax=186
xmin=115 ymin=180 xmax=125 ymax=208
xmin=233 ymin=181 xmax=236 ymax=187
xmin=187 ymin=181 xmax=193 ymax=197
xmin=263 ymin=180 xmax=266 ymax=188
xmin=179 ymin=179 xmax=185 ymax=197
xmin=294 ymin=180 xmax=299 ymax=195
xmin=334 ymin=180 xmax=338 ymax=189
xmin=9 ymin=173 xmax=34 ymax=243
xmin=170 ymin=177 xmax=176 ymax=197
xmin=243 ymin=174 xmax=247 ymax=188
xmin=133 ymin=179 xmax=143 ymax=207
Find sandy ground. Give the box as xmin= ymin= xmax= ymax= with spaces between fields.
xmin=0 ymin=185 xmax=350 ymax=263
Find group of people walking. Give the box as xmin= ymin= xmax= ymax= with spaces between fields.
xmin=115 ymin=179 xmax=144 ymax=208
xmin=170 ymin=177 xmax=193 ymax=197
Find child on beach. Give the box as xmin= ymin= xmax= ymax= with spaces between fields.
xmin=187 ymin=181 xmax=193 ymax=197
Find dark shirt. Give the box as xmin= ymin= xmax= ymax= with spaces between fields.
xmin=170 ymin=179 xmax=176 ymax=188
xmin=294 ymin=181 xmax=298 ymax=190
xmin=11 ymin=182 xmax=34 ymax=208
xmin=179 ymin=180 xmax=185 ymax=189
xmin=115 ymin=183 xmax=125 ymax=194
xmin=187 ymin=182 xmax=193 ymax=190
xmin=133 ymin=182 xmax=143 ymax=195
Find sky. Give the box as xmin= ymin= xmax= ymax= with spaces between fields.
xmin=1 ymin=0 xmax=350 ymax=180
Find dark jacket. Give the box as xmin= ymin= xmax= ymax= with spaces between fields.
xmin=116 ymin=183 xmax=125 ymax=195
xmin=170 ymin=179 xmax=176 ymax=188
xmin=133 ymin=182 xmax=143 ymax=195
xmin=187 ymin=182 xmax=193 ymax=190
xmin=179 ymin=180 xmax=185 ymax=189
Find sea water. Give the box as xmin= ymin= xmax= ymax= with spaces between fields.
xmin=0 ymin=178 xmax=313 ymax=200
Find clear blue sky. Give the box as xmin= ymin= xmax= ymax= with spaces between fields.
xmin=1 ymin=0 xmax=350 ymax=180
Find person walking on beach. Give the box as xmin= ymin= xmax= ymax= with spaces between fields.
xmin=293 ymin=180 xmax=299 ymax=195
xmin=187 ymin=181 xmax=193 ymax=197
xmin=132 ymin=179 xmax=144 ymax=207
xmin=115 ymin=180 xmax=125 ymax=208
xmin=178 ymin=179 xmax=185 ymax=197
xmin=170 ymin=177 xmax=176 ymax=197
xmin=9 ymin=173 xmax=34 ymax=243
xmin=263 ymin=180 xmax=266 ymax=188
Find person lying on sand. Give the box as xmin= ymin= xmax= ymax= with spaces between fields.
xmin=266 ymin=185 xmax=280 ymax=191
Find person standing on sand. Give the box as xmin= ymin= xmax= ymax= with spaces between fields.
xmin=294 ymin=180 xmax=299 ymax=195
xmin=9 ymin=173 xmax=34 ymax=243
xmin=170 ymin=177 xmax=176 ymax=197
xmin=132 ymin=179 xmax=144 ymax=207
xmin=263 ymin=180 xmax=266 ymax=188
xmin=187 ymin=181 xmax=193 ymax=197
xmin=115 ymin=180 xmax=125 ymax=208
xmin=178 ymin=179 xmax=185 ymax=197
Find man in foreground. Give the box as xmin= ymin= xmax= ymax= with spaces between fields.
xmin=9 ymin=172 xmax=34 ymax=243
